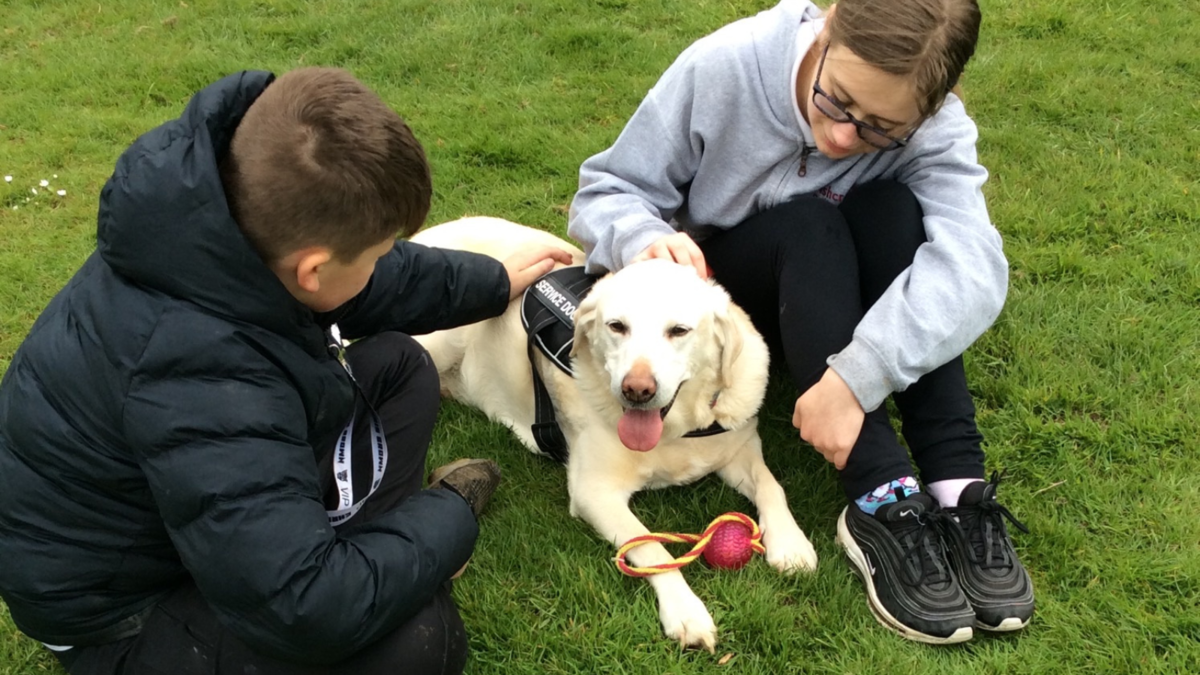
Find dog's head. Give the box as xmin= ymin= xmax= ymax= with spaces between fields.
xmin=571 ymin=259 xmax=769 ymax=452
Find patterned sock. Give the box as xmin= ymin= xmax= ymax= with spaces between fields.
xmin=926 ymin=478 xmax=985 ymax=508
xmin=855 ymin=476 xmax=921 ymax=515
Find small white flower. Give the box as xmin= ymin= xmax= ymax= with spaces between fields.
xmin=39 ymin=179 xmax=49 ymax=187
xmin=4 ymin=175 xmax=11 ymax=182
xmin=53 ymin=174 xmax=58 ymax=178
xmin=57 ymin=189 xmax=67 ymax=196
xmin=31 ymin=188 xmax=38 ymax=195
xmin=12 ymin=206 xmax=17 ymax=210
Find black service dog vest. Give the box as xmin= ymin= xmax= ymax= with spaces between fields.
xmin=520 ymin=267 xmax=598 ymax=462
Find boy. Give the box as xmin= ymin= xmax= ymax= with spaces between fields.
xmin=0 ymin=67 xmax=570 ymax=674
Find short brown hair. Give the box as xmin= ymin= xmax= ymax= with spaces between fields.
xmin=221 ymin=67 xmax=431 ymax=264
xmin=827 ymin=0 xmax=981 ymax=118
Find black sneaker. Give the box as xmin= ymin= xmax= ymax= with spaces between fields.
xmin=838 ymin=493 xmax=975 ymax=644
xmin=938 ymin=475 xmax=1034 ymax=632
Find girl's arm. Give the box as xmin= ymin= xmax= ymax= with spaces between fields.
xmin=567 ymin=45 xmax=710 ymax=274
xmin=829 ymin=98 xmax=1008 ymax=413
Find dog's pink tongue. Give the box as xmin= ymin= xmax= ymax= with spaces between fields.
xmin=618 ymin=409 xmax=663 ymax=452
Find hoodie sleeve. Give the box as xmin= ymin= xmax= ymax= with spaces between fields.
xmin=123 ymin=325 xmax=478 ymax=664
xmin=330 ymin=239 xmax=511 ymax=340
xmin=567 ymin=43 xmax=710 ymax=274
xmin=827 ymin=99 xmax=1009 ymax=412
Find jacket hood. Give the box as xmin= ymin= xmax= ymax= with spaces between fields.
xmin=96 ymin=70 xmax=322 ymax=344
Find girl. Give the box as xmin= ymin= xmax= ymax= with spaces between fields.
xmin=568 ymin=0 xmax=1033 ymax=644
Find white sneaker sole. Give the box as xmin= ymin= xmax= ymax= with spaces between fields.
xmin=977 ymin=616 xmax=1030 ymax=632
xmin=837 ymin=507 xmax=974 ymax=645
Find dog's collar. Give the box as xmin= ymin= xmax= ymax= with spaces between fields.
xmin=680 ymin=390 xmax=725 ymax=438
xmin=683 ymin=420 xmax=728 ymax=438
xmin=665 ymin=387 xmax=727 ymax=438
xmin=656 ymin=382 xmax=718 ymax=414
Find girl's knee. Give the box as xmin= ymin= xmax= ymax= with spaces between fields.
xmin=843 ymin=179 xmax=917 ymax=210
xmin=841 ymin=180 xmax=924 ymax=244
xmin=743 ymin=196 xmax=856 ymax=257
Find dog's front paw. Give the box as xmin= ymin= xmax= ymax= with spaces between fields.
xmin=764 ymin=525 xmax=819 ymax=574
xmin=658 ymin=589 xmax=717 ymax=652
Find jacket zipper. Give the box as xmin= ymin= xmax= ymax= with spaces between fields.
xmin=798 ymin=145 xmax=814 ymax=177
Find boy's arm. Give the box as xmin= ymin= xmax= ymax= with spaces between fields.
xmin=124 ymin=339 xmax=475 ymax=664
xmin=326 ymin=240 xmax=511 ymax=339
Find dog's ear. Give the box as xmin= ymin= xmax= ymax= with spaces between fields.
xmin=570 ymin=291 xmax=600 ymax=358
xmin=713 ymin=294 xmax=744 ymax=389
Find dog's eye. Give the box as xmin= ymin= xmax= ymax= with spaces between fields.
xmin=667 ymin=325 xmax=691 ymax=338
xmin=606 ymin=320 xmax=628 ymax=335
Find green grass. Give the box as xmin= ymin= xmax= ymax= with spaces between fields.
xmin=1 ymin=0 xmax=1198 ymax=673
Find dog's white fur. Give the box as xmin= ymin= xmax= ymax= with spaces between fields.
xmin=413 ymin=217 xmax=817 ymax=650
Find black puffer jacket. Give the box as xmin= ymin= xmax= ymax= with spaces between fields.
xmin=0 ymin=71 xmax=509 ymax=662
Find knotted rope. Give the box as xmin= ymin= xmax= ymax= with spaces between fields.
xmin=614 ymin=512 xmax=765 ymax=577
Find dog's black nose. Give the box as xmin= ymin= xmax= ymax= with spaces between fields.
xmin=622 ymin=364 xmax=657 ymax=404
xmin=622 ymin=384 xmax=655 ymax=404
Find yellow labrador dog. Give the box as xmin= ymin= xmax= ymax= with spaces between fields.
xmin=412 ymin=217 xmax=817 ymax=650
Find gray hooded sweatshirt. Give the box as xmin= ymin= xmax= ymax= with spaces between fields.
xmin=568 ymin=0 xmax=1007 ymax=413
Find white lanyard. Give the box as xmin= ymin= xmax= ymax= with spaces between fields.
xmin=325 ymin=324 xmax=389 ymax=527
xmin=326 ymin=407 xmax=388 ymax=526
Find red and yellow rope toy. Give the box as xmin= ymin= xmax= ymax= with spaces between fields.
xmin=615 ymin=512 xmax=765 ymax=577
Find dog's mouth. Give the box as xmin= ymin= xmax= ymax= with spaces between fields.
xmin=616 ymin=385 xmax=682 ymax=453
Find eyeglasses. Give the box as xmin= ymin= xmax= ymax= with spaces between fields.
xmin=811 ymin=45 xmax=917 ymax=151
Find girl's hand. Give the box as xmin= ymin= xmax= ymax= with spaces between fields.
xmin=631 ymin=232 xmax=709 ymax=279
xmin=503 ymin=246 xmax=576 ymax=301
xmin=792 ymin=368 xmax=865 ymax=470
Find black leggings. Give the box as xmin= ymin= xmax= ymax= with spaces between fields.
xmin=56 ymin=333 xmax=468 ymax=675
xmin=698 ymin=181 xmax=986 ymax=499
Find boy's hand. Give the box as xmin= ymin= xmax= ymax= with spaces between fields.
xmin=792 ymin=368 xmax=865 ymax=470
xmin=632 ymin=232 xmax=709 ymax=279
xmin=504 ymin=246 xmax=575 ymax=301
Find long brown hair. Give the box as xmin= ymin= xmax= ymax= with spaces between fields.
xmin=826 ymin=0 xmax=980 ymax=118
xmin=221 ymin=67 xmax=431 ymax=264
